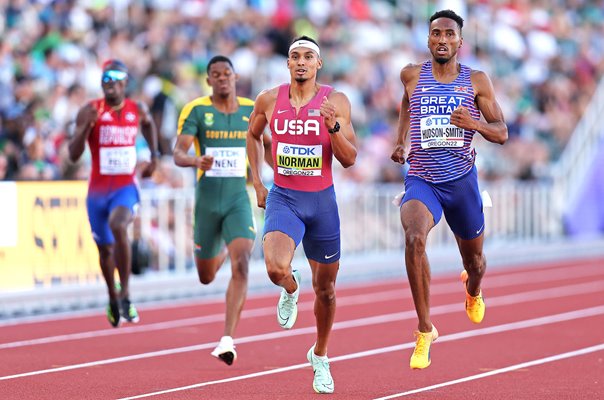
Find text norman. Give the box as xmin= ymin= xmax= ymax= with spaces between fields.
xmin=277 ymin=155 xmax=321 ymax=169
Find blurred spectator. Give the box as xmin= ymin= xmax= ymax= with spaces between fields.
xmin=0 ymin=0 xmax=601 ymax=184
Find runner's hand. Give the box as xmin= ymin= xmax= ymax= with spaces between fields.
xmin=450 ymin=106 xmax=476 ymax=130
xmin=76 ymin=104 xmax=98 ymax=134
xmin=140 ymin=157 xmax=157 ymax=178
xmin=391 ymin=145 xmax=406 ymax=164
xmin=195 ymin=155 xmax=214 ymax=171
xmin=253 ymin=184 xmax=268 ymax=209
xmin=320 ymin=96 xmax=337 ymax=131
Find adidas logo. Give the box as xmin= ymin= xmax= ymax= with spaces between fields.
xmin=100 ymin=112 xmax=113 ymax=121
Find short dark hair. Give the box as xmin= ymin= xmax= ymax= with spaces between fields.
xmin=291 ymin=35 xmax=319 ymax=47
xmin=430 ymin=9 xmax=464 ymax=32
xmin=207 ymin=55 xmax=234 ymax=74
xmin=102 ymin=59 xmax=128 ymax=73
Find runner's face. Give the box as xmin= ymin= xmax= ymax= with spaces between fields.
xmin=287 ymin=48 xmax=321 ymax=83
xmin=207 ymin=62 xmax=237 ymax=97
xmin=428 ymin=18 xmax=462 ymax=64
xmin=101 ymin=69 xmax=127 ymax=103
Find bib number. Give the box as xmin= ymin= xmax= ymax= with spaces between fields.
xmin=100 ymin=147 xmax=137 ymax=175
xmin=276 ymin=143 xmax=322 ymax=177
xmin=420 ymin=115 xmax=465 ymax=149
xmin=205 ymin=147 xmax=246 ymax=177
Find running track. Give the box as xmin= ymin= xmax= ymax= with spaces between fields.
xmin=1 ymin=257 xmax=603 ymax=399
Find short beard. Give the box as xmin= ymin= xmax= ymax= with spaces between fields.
xmin=294 ymin=76 xmax=308 ymax=83
xmin=434 ymin=57 xmax=450 ymax=65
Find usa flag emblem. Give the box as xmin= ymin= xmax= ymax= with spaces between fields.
xmin=308 ymin=109 xmax=320 ymax=117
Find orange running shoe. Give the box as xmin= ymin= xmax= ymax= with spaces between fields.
xmin=461 ymin=270 xmax=485 ymax=323
xmin=409 ymin=325 xmax=439 ymax=369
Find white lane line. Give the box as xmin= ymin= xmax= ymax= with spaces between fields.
xmin=2 ymin=264 xmax=603 ymax=350
xmin=0 ymin=282 xmax=604 ymax=381
xmin=116 ymin=306 xmax=604 ymax=400
xmin=373 ymin=343 xmax=604 ymax=399
xmin=1 ymin=258 xmax=601 ymax=328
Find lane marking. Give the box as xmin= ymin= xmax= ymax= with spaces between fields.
xmin=2 ymin=257 xmax=601 ymax=328
xmin=1 ymin=291 xmax=602 ymax=383
xmin=116 ymin=306 xmax=604 ymax=399
xmin=2 ymin=265 xmax=603 ymax=349
xmin=373 ymin=343 xmax=604 ymax=399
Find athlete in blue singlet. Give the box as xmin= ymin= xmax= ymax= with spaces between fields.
xmin=390 ymin=9 xmax=508 ymax=370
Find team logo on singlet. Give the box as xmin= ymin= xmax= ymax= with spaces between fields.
xmin=125 ymin=112 xmax=136 ymax=122
xmin=100 ymin=112 xmax=113 ymax=122
xmin=273 ymin=119 xmax=320 ymax=136
xmin=204 ymin=113 xmax=214 ymax=126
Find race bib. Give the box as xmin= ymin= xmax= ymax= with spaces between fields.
xmin=100 ymin=146 xmax=137 ymax=175
xmin=420 ymin=115 xmax=465 ymax=149
xmin=276 ymin=142 xmax=322 ymax=177
xmin=205 ymin=147 xmax=246 ymax=177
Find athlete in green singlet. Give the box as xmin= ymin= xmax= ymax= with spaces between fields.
xmin=173 ymin=55 xmax=270 ymax=365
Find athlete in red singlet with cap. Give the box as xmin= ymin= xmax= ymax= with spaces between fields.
xmin=247 ymin=36 xmax=358 ymax=394
xmin=68 ymin=60 xmax=159 ymax=327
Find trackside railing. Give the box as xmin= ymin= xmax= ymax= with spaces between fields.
xmin=138 ymin=179 xmax=559 ymax=273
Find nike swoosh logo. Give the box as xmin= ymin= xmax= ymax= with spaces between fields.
xmin=476 ymin=224 xmax=485 ymax=235
xmin=324 ymin=251 xmax=339 ymax=260
xmin=422 ymin=86 xmax=437 ymax=92
xmin=277 ymin=109 xmax=287 ymax=114
xmin=277 ymin=310 xmax=289 ymax=324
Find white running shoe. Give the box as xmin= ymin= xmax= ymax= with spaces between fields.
xmin=211 ymin=336 xmax=237 ymax=366
xmin=307 ymin=345 xmax=334 ymax=394
xmin=277 ymin=269 xmax=301 ymax=329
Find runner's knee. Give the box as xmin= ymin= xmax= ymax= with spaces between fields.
xmin=405 ymin=231 xmax=427 ymax=254
xmin=465 ymin=253 xmax=486 ymax=275
xmin=109 ymin=219 xmax=129 ymax=235
xmin=313 ymin=282 xmax=336 ymax=305
xmin=231 ymin=256 xmax=249 ymax=281
xmin=196 ymin=260 xmax=218 ymax=285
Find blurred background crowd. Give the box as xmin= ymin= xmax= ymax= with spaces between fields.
xmin=0 ymin=0 xmax=602 ymax=186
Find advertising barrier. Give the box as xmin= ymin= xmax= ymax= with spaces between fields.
xmin=0 ymin=181 xmax=100 ymax=290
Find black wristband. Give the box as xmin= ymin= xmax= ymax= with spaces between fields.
xmin=328 ymin=121 xmax=340 ymax=134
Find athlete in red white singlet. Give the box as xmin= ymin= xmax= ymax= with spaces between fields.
xmin=69 ymin=59 xmax=159 ymax=328
xmin=247 ymin=36 xmax=357 ymax=394
xmin=87 ymin=97 xmax=141 ymax=192
xmin=269 ymin=83 xmax=334 ymax=191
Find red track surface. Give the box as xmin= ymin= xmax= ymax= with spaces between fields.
xmin=1 ymin=258 xmax=603 ymax=399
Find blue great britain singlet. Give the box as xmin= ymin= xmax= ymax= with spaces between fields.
xmin=407 ymin=60 xmax=481 ymax=183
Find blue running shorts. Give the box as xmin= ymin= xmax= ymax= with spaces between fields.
xmin=264 ymin=184 xmax=341 ymax=263
xmin=402 ymin=166 xmax=484 ymax=240
xmin=87 ymin=183 xmax=140 ymax=245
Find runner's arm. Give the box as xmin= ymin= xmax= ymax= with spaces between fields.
xmin=452 ymin=70 xmax=507 ymax=145
xmin=262 ymin=131 xmax=274 ymax=170
xmin=68 ymin=103 xmax=97 ymax=162
xmin=391 ymin=64 xmax=417 ymax=164
xmin=138 ymin=101 xmax=159 ymax=178
xmin=138 ymin=101 xmax=159 ymax=158
xmin=324 ymin=92 xmax=357 ymax=168
xmin=247 ymin=92 xmax=271 ymax=188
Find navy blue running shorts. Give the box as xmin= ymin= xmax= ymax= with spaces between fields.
xmin=87 ymin=183 xmax=140 ymax=245
xmin=264 ymin=184 xmax=341 ymax=263
xmin=402 ymin=166 xmax=484 ymax=240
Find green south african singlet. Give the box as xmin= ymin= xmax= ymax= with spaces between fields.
xmin=177 ymin=96 xmax=256 ymax=258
